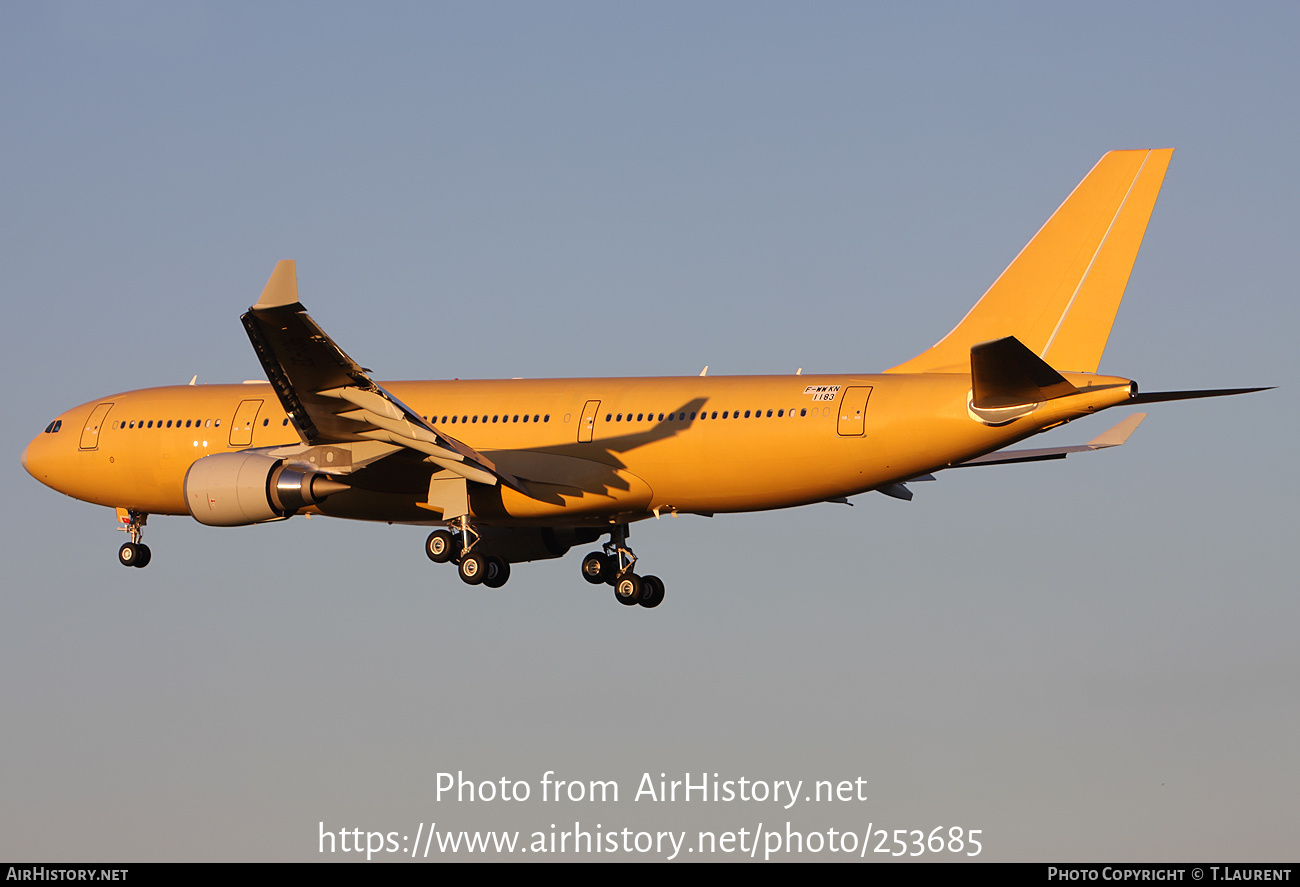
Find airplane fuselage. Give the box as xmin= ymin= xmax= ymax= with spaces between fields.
xmin=24 ymin=371 xmax=1134 ymax=526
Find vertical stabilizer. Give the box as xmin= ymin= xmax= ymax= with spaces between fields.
xmin=886 ymin=149 xmax=1173 ymax=375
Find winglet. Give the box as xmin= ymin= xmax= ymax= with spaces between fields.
xmin=256 ymin=260 xmax=299 ymax=309
xmin=1086 ymin=412 xmax=1145 ymax=447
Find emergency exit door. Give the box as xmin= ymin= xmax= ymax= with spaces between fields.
xmin=836 ymin=387 xmax=873 ymax=436
xmin=229 ymin=399 xmax=264 ymax=448
xmin=577 ymin=400 xmax=601 ymax=443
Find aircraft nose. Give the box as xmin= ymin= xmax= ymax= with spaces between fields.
xmin=22 ymin=431 xmax=53 ymax=485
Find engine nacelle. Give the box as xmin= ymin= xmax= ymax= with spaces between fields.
xmin=184 ymin=452 xmax=347 ymax=527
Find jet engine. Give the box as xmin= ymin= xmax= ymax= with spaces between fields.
xmin=184 ymin=452 xmax=348 ymax=527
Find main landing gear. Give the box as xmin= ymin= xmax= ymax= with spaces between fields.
xmin=425 ymin=517 xmax=511 ymax=589
xmin=117 ymin=508 xmax=151 ymax=568
xmin=579 ymin=524 xmax=665 ymax=609
xmin=423 ymin=520 xmax=667 ymax=607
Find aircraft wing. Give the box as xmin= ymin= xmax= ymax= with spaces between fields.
xmin=949 ymin=412 xmax=1146 ymax=468
xmin=240 ymin=261 xmax=528 ymax=494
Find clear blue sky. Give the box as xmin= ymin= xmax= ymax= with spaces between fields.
xmin=3 ymin=1 xmax=1295 ymax=861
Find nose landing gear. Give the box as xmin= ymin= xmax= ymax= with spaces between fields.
xmin=116 ymin=508 xmax=151 ymax=568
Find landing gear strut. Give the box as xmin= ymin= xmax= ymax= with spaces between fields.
xmin=117 ymin=509 xmax=151 ymax=568
xmin=579 ymin=523 xmax=666 ymax=609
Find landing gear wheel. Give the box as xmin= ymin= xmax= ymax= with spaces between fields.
xmin=639 ymin=575 xmax=664 ymax=608
xmin=458 ymin=552 xmax=488 ymax=585
xmin=614 ymin=573 xmax=642 ymax=606
xmin=483 ymin=557 xmax=511 ymax=589
xmin=581 ymin=551 xmax=610 ymax=585
xmin=426 ymin=529 xmax=458 ymax=564
xmin=118 ymin=542 xmax=151 ymax=568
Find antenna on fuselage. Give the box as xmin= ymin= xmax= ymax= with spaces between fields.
xmin=188 ymin=375 xmax=197 ymax=385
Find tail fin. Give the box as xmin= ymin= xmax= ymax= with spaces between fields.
xmin=887 ymin=149 xmax=1174 ymax=375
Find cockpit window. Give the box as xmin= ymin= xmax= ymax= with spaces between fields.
xmin=43 ymin=420 xmax=63 ymax=433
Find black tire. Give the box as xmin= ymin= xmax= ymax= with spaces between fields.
xmin=614 ymin=573 xmax=642 ymax=605
xmin=581 ymin=551 xmax=608 ymax=584
xmin=458 ymin=552 xmax=488 ymax=585
xmin=639 ymin=575 xmax=664 ymax=608
xmin=118 ymin=542 xmax=139 ymax=567
xmin=483 ymin=557 xmax=511 ymax=589
xmin=133 ymin=543 xmax=152 ymax=568
xmin=426 ymin=530 xmax=457 ymax=564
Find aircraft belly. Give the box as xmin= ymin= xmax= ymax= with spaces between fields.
xmin=482 ymin=450 xmax=655 ymax=519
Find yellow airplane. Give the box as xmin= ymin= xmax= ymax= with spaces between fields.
xmin=22 ymin=149 xmax=1265 ymax=608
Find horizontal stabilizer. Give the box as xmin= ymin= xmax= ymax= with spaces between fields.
xmin=971 ymin=336 xmax=1078 ymax=408
xmin=952 ymin=413 xmax=1146 ymax=468
xmin=1126 ymin=387 xmax=1272 ymax=405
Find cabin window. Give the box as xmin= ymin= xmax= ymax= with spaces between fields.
xmin=513 ymin=415 xmax=519 ymax=423
xmin=543 ymin=415 xmax=549 ymax=422
xmin=800 ymin=408 xmax=807 ymax=416
xmin=471 ymin=415 xmax=478 ymax=423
